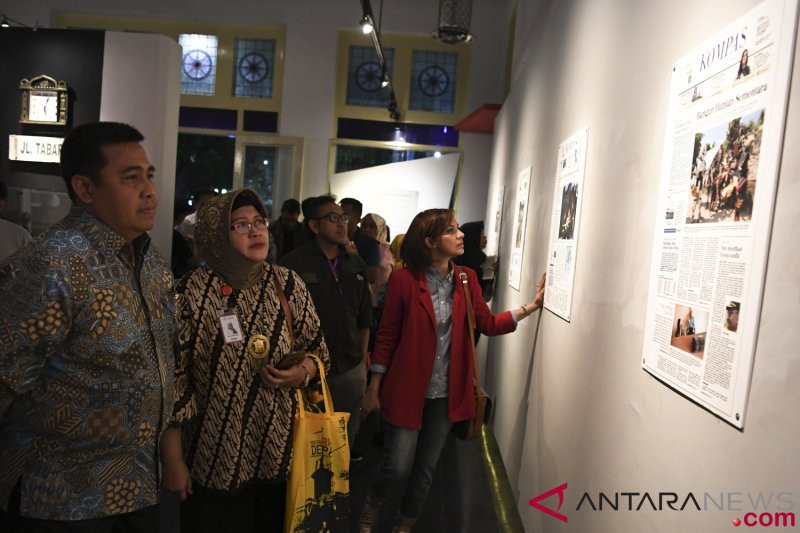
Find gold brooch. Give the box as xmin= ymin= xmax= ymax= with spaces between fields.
xmin=247 ymin=334 xmax=270 ymax=371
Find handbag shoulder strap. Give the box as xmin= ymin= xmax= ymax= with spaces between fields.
xmin=456 ymin=265 xmax=481 ymax=393
xmin=271 ymin=264 xmax=295 ymax=344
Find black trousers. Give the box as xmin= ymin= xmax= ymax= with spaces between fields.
xmin=179 ymin=480 xmax=286 ymax=533
xmin=0 ymin=481 xmax=159 ymax=533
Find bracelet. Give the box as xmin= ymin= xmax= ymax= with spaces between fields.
xmin=519 ymin=304 xmax=528 ymax=318
xmin=296 ymin=363 xmax=311 ymax=389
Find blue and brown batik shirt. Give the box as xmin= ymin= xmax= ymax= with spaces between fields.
xmin=0 ymin=207 xmax=176 ymax=520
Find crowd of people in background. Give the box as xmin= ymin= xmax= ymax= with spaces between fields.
xmin=0 ymin=121 xmax=545 ymax=533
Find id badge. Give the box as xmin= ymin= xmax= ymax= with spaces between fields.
xmin=219 ymin=311 xmax=244 ymax=344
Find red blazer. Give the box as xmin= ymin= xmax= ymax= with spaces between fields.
xmin=372 ymin=265 xmax=516 ymax=430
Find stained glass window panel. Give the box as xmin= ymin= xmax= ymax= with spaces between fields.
xmin=409 ymin=50 xmax=458 ymax=113
xmin=346 ymin=45 xmax=395 ymax=107
xmin=179 ymin=34 xmax=219 ymax=96
xmin=233 ymin=38 xmax=276 ymax=98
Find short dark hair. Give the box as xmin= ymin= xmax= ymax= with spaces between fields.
xmin=281 ymin=198 xmax=301 ymax=214
xmin=60 ymin=122 xmax=144 ymax=202
xmin=0 ymin=181 xmax=7 ymax=202
xmin=339 ymin=197 xmax=363 ymax=217
xmin=401 ymin=208 xmax=455 ymax=271
xmin=301 ymin=194 xmax=338 ymax=238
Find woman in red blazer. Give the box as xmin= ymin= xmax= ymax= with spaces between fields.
xmin=359 ymin=208 xmax=545 ymax=533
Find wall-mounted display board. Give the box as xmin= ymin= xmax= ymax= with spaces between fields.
xmin=642 ymin=0 xmax=798 ymax=428
xmin=508 ymin=167 xmax=531 ymax=291
xmin=483 ymin=186 xmax=504 ymax=282
xmin=543 ymin=127 xmax=589 ymax=322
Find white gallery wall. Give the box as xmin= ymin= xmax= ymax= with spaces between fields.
xmin=484 ymin=1 xmax=800 ymax=532
xmin=100 ymin=32 xmax=181 ymax=259
xmin=330 ymin=153 xmax=460 ymax=236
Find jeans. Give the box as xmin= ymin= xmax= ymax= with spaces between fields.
xmin=371 ymin=397 xmax=453 ymax=526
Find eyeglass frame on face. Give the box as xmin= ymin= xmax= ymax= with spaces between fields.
xmin=314 ymin=212 xmax=350 ymax=224
xmin=230 ymin=217 xmax=269 ymax=234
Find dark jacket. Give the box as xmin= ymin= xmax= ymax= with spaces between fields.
xmin=280 ymin=240 xmax=372 ymax=375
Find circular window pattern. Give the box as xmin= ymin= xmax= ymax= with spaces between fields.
xmin=182 ymin=50 xmax=213 ymax=80
xmin=355 ymin=61 xmax=383 ymax=92
xmin=238 ymin=52 xmax=270 ymax=83
xmin=418 ymin=65 xmax=449 ymax=97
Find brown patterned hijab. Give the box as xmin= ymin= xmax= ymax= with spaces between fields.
xmin=195 ymin=188 xmax=269 ymax=290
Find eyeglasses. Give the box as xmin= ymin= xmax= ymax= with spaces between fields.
xmin=315 ymin=213 xmax=350 ymax=224
xmin=230 ymin=218 xmax=269 ymax=234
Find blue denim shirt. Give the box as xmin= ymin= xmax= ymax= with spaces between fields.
xmin=423 ymin=266 xmax=455 ymax=398
xmin=371 ymin=266 xmax=524 ymax=392
xmin=370 ymin=266 xmax=454 ymax=398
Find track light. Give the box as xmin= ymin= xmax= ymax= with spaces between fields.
xmin=360 ymin=16 xmax=374 ymax=34
xmin=380 ymin=65 xmax=389 ymax=88
xmin=388 ymin=95 xmax=401 ymax=122
xmin=0 ymin=13 xmax=33 ymax=29
xmin=358 ymin=0 xmax=401 ymax=121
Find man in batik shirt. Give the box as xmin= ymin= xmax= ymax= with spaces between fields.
xmin=0 ymin=122 xmax=176 ymax=531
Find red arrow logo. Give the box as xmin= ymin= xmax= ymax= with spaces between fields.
xmin=528 ymin=482 xmax=569 ymax=523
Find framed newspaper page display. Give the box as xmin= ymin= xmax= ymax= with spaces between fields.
xmin=508 ymin=166 xmax=532 ymax=291
xmin=543 ymin=127 xmax=589 ymax=322
xmin=641 ymin=0 xmax=798 ymax=428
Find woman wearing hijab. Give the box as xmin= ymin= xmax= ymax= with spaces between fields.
xmin=360 ymin=213 xmax=389 ymax=244
xmin=360 ymin=213 xmax=394 ymax=300
xmin=161 ymin=188 xmax=329 ymax=533
xmin=359 ymin=213 xmax=395 ymax=351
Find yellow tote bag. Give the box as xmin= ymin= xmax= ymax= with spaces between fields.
xmin=284 ymin=355 xmax=351 ymax=533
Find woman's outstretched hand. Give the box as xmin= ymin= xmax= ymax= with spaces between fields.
xmin=532 ymin=272 xmax=546 ymax=311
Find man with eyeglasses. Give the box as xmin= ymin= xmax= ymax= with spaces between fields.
xmin=280 ymin=195 xmax=372 ymax=453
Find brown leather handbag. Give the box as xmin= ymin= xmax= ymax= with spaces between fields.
xmin=452 ymin=266 xmax=492 ymax=441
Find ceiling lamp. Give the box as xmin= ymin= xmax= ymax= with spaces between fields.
xmin=431 ymin=0 xmax=474 ymax=44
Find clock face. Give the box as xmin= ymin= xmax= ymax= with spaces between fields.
xmin=29 ymin=91 xmax=59 ymax=123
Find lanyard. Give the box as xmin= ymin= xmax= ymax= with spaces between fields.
xmin=326 ymin=256 xmax=339 ymax=283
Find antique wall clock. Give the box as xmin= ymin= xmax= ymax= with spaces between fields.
xmin=19 ymin=75 xmax=69 ymax=125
